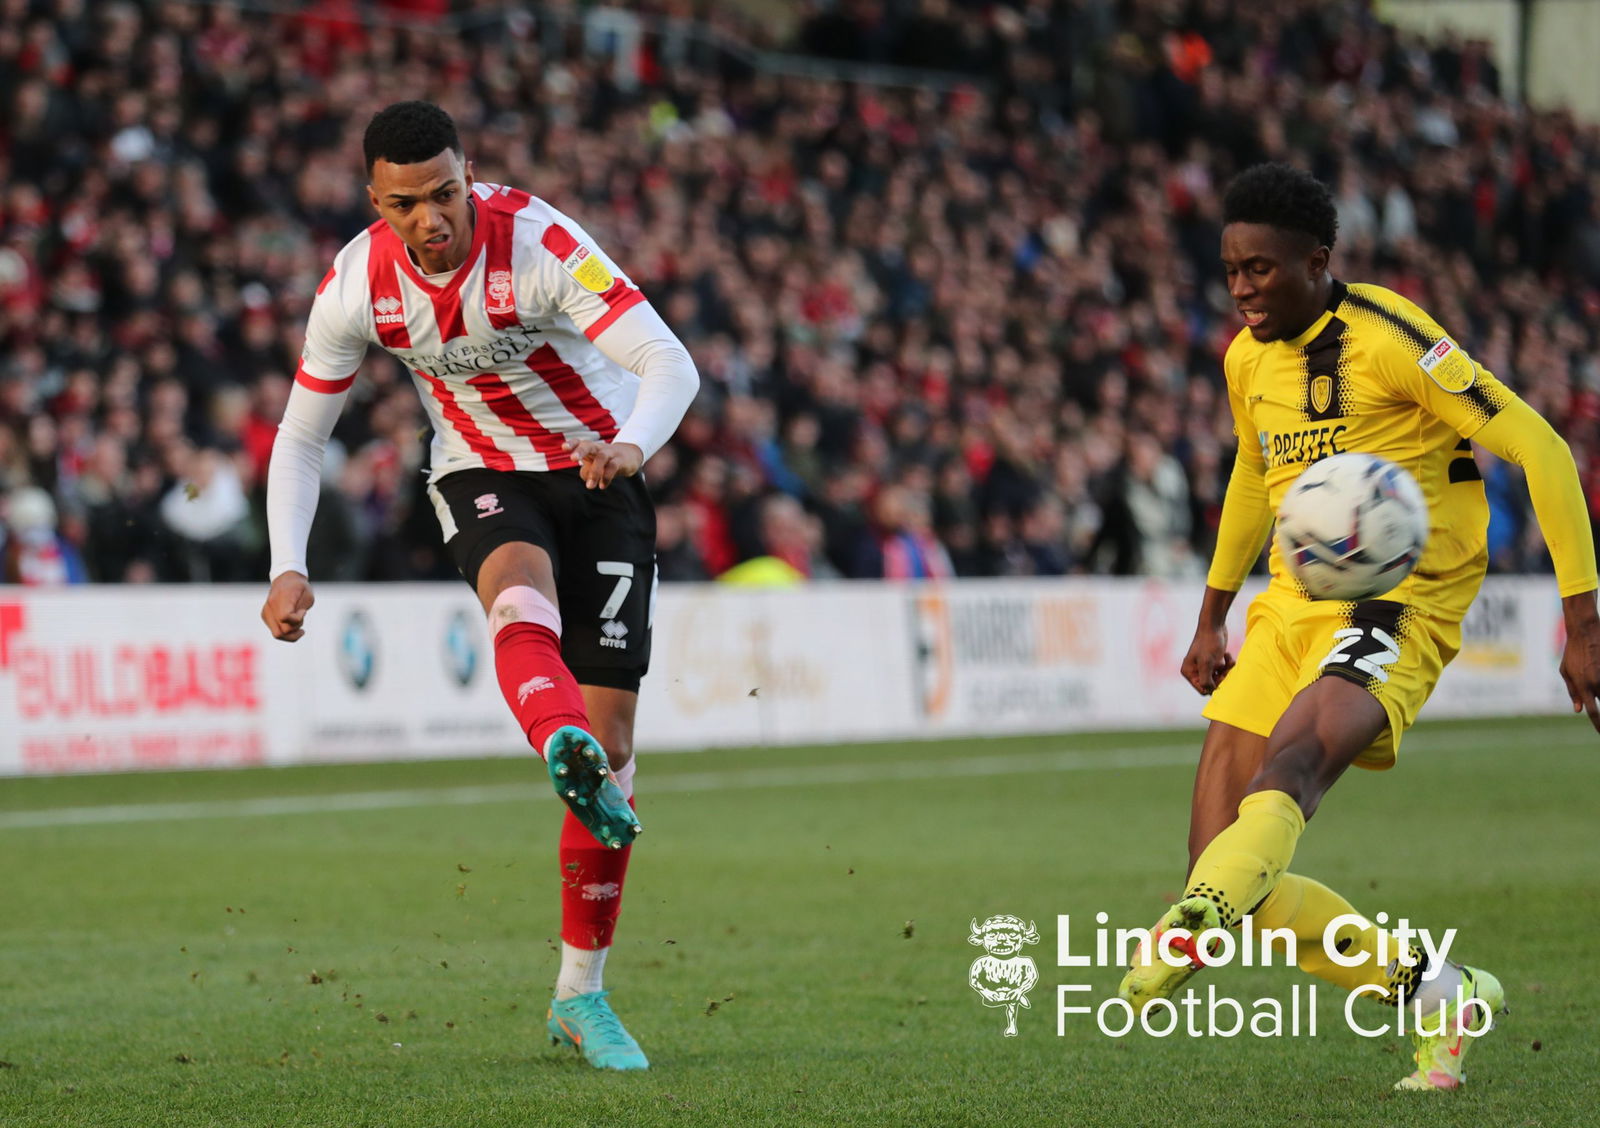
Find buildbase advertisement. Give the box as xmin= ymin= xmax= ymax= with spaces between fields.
xmin=0 ymin=577 xmax=1578 ymax=776
xmin=0 ymin=591 xmax=282 ymax=774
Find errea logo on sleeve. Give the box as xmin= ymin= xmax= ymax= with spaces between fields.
xmin=1417 ymin=336 xmax=1476 ymax=392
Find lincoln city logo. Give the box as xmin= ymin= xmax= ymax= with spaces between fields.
xmin=486 ymin=269 xmax=514 ymax=315
xmin=968 ymin=915 xmax=1040 ymax=1037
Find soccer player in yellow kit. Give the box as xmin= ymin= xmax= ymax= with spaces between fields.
xmin=1118 ymin=163 xmax=1600 ymax=1090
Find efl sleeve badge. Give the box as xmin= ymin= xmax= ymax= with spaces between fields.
xmin=1416 ymin=336 xmax=1475 ymax=393
xmin=561 ymin=245 xmax=616 ymax=294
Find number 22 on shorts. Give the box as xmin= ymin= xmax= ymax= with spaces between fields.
xmin=1318 ymin=625 xmax=1400 ymax=682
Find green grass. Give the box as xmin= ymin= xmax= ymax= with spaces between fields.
xmin=0 ymin=716 xmax=1594 ymax=1127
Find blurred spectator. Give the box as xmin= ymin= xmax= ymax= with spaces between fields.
xmin=0 ymin=0 xmax=1595 ymax=589
xmin=158 ymin=443 xmax=252 ymax=581
xmin=654 ymin=498 xmax=711 ymax=583
xmin=1 ymin=485 xmax=87 ymax=584
xmin=681 ymin=455 xmax=739 ymax=576
xmin=720 ymin=491 xmax=842 ymax=585
xmin=863 ymin=482 xmax=955 ymax=581
xmin=1121 ymin=431 xmax=1199 ymax=578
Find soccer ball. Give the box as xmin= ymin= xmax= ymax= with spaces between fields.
xmin=1274 ymin=452 xmax=1429 ymax=601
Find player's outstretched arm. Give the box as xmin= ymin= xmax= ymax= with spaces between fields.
xmin=1472 ymin=402 xmax=1597 ymax=596
xmin=1472 ymin=404 xmax=1600 ymax=729
xmin=1560 ymin=592 xmax=1600 ymax=733
xmin=261 ymin=571 xmax=315 ymax=643
xmin=1471 ymin=401 xmax=1600 ymax=730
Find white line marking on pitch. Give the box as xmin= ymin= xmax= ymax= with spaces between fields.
xmin=0 ymin=723 xmax=1581 ymax=831
xmin=0 ymin=744 xmax=1202 ymax=830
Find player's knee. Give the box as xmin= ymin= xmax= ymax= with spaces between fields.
xmin=487 ymin=585 xmax=562 ymax=639
xmin=476 ymin=543 xmax=557 ymax=612
xmin=596 ymin=723 xmax=633 ymax=770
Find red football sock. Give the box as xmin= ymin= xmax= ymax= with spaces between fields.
xmin=559 ymin=798 xmax=635 ymax=949
xmin=490 ymin=587 xmax=588 ymax=756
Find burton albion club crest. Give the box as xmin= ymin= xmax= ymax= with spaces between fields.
xmin=968 ymin=915 xmax=1040 ymax=1036
xmin=1310 ymin=373 xmax=1333 ymax=415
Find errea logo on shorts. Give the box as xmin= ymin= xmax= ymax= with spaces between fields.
xmin=474 ymin=493 xmax=504 ymax=518
xmin=599 ymin=620 xmax=629 ymax=649
xmin=372 ymin=296 xmax=405 ymax=325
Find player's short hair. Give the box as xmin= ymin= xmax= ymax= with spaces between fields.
xmin=363 ymin=101 xmax=463 ymax=174
xmin=1222 ymin=163 xmax=1338 ymax=250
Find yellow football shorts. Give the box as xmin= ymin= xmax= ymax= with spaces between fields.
xmin=1203 ymin=583 xmax=1467 ymax=769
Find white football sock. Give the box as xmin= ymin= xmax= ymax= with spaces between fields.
xmin=612 ymin=755 xmax=636 ymax=800
xmin=555 ymin=942 xmax=609 ymax=1000
xmin=1407 ymin=958 xmax=1465 ymax=1011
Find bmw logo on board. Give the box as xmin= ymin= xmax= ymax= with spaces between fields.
xmin=443 ymin=608 xmax=478 ymax=687
xmin=340 ymin=610 xmax=377 ymax=691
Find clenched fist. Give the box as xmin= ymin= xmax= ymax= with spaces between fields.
xmin=261 ymin=571 xmax=315 ymax=642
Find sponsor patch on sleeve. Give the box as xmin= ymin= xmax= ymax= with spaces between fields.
xmin=1417 ymin=335 xmax=1476 ymax=392
xmin=561 ymin=245 xmax=615 ymax=294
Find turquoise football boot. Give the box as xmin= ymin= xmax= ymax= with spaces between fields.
xmin=544 ymin=725 xmax=641 ymax=850
xmin=548 ymin=990 xmax=649 ymax=1071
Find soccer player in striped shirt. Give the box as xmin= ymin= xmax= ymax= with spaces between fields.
xmin=260 ymin=101 xmax=700 ymax=1070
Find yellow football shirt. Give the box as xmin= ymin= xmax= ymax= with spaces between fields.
xmin=1211 ymin=280 xmax=1515 ymax=617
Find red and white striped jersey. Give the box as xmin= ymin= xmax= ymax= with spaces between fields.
xmin=298 ymin=182 xmax=656 ymax=478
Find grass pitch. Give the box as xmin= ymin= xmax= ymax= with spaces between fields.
xmin=1 ymin=716 xmax=1595 ymax=1127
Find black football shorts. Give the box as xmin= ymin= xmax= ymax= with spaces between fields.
xmin=428 ymin=466 xmax=656 ymax=691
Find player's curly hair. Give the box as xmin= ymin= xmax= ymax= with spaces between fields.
xmin=363 ymin=101 xmax=463 ymax=174
xmin=1222 ymin=163 xmax=1338 ymax=250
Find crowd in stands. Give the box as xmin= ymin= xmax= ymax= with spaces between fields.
xmin=2 ymin=0 xmax=1598 ymax=587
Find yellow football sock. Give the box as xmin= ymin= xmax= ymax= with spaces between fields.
xmin=1252 ymin=873 xmax=1426 ymax=1004
xmin=1183 ymin=790 xmax=1305 ymax=928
